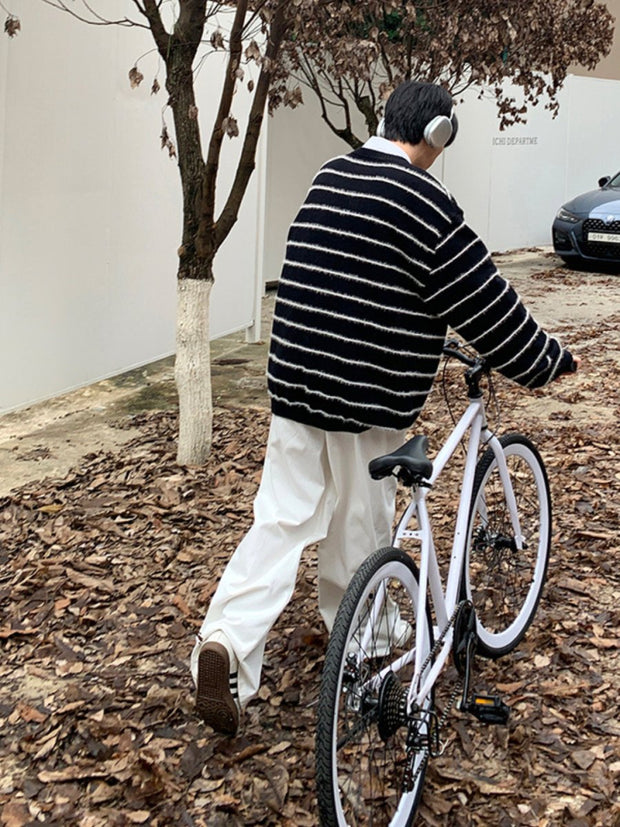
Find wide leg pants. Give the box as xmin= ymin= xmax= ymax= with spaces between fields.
xmin=191 ymin=414 xmax=405 ymax=708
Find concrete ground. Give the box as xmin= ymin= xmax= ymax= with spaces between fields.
xmin=1 ymin=247 xmax=618 ymax=496
xmin=0 ymin=292 xmax=276 ymax=496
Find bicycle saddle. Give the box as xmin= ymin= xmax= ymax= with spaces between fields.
xmin=368 ymin=435 xmax=433 ymax=484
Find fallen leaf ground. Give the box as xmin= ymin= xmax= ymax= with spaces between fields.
xmin=1 ymin=265 xmax=619 ymax=826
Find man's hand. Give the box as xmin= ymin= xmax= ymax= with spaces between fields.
xmin=561 ymin=355 xmax=581 ymax=377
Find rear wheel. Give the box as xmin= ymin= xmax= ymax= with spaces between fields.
xmin=316 ymin=547 xmax=433 ymax=826
xmin=462 ymin=434 xmax=551 ymax=658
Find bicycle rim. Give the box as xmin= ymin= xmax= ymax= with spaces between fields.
xmin=464 ymin=434 xmax=551 ymax=657
xmin=316 ymin=547 xmax=433 ymax=826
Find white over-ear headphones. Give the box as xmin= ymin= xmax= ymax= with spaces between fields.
xmin=423 ymin=109 xmax=458 ymax=148
xmin=376 ymin=110 xmax=458 ymax=147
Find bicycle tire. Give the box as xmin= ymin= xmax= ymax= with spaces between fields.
xmin=462 ymin=434 xmax=551 ymax=658
xmin=316 ymin=547 xmax=433 ymax=827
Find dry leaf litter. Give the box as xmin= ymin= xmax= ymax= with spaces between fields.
xmin=1 ymin=265 xmax=619 ymax=826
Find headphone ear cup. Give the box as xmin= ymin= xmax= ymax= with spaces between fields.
xmin=423 ymin=115 xmax=453 ymax=149
xmin=445 ymin=112 xmax=458 ymax=147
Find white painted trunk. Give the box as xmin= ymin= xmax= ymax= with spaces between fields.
xmin=175 ymin=278 xmax=213 ymax=466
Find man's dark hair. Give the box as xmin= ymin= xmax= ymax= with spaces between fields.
xmin=383 ymin=81 xmax=453 ymax=144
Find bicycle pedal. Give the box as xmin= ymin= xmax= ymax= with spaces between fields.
xmin=465 ymin=694 xmax=510 ymax=725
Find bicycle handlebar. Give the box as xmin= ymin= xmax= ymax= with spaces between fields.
xmin=442 ymin=339 xmax=490 ymax=397
xmin=442 ymin=339 xmax=488 ymax=370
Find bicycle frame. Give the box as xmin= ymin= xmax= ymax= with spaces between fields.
xmin=386 ymin=391 xmax=525 ymax=713
xmin=316 ymin=346 xmax=554 ymax=827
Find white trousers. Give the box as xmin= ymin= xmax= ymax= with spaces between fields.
xmin=191 ymin=415 xmax=404 ymax=708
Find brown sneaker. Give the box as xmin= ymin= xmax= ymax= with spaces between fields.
xmin=195 ymin=641 xmax=240 ymax=735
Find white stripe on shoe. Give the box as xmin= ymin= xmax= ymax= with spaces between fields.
xmin=195 ymin=642 xmax=240 ymax=736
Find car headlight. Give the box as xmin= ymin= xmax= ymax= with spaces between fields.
xmin=556 ymin=207 xmax=580 ymax=223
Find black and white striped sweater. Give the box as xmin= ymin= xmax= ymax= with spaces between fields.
xmin=267 ymin=146 xmax=573 ymax=432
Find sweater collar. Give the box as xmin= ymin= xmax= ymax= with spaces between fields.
xmin=362 ymin=136 xmax=411 ymax=164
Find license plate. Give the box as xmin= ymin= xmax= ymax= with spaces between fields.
xmin=587 ymin=231 xmax=620 ymax=244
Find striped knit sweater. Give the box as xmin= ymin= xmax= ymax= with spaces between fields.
xmin=267 ymin=145 xmax=574 ymax=432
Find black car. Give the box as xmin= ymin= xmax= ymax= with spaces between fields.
xmin=552 ymin=172 xmax=620 ymax=267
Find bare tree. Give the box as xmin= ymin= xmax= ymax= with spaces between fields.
xmin=274 ymin=0 xmax=615 ymax=147
xmin=4 ymin=0 xmax=299 ymax=465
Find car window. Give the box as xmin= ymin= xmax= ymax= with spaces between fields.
xmin=608 ymin=172 xmax=620 ymax=187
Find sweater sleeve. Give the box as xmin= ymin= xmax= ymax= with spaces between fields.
xmin=421 ymin=211 xmax=575 ymax=387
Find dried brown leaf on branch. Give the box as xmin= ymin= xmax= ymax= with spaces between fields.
xmin=272 ymin=0 xmax=615 ymax=144
xmin=4 ymin=15 xmax=20 ymax=37
xmin=160 ymin=123 xmax=177 ymax=157
xmin=128 ymin=65 xmax=144 ymax=89
xmin=222 ymin=115 xmax=240 ymax=138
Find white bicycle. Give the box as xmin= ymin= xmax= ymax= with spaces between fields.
xmin=315 ymin=340 xmax=551 ymax=826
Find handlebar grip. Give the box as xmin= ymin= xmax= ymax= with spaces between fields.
xmin=442 ymin=344 xmax=476 ymax=367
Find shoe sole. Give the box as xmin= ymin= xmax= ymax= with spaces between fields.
xmin=196 ymin=642 xmax=239 ymax=735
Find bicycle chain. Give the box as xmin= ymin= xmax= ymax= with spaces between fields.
xmin=403 ymin=601 xmax=471 ymax=792
xmin=418 ymin=598 xmax=472 ymax=681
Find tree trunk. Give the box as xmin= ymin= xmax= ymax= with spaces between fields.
xmin=175 ymin=276 xmax=213 ymax=466
xmin=163 ymin=28 xmax=212 ymax=467
xmin=162 ymin=2 xmax=286 ymax=467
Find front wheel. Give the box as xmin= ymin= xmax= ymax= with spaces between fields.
xmin=560 ymin=255 xmax=584 ymax=270
xmin=462 ymin=434 xmax=551 ymax=658
xmin=316 ymin=547 xmax=433 ymax=826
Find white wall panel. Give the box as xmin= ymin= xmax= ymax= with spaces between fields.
xmin=0 ymin=2 xmax=261 ymax=413
xmin=437 ymin=90 xmax=498 ymax=246
xmin=262 ymin=92 xmax=349 ymax=286
xmin=564 ymin=75 xmax=620 ymax=199
xmin=469 ymin=86 xmax=569 ymax=252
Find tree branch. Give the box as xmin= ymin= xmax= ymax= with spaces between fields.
xmin=38 ymin=0 xmax=147 ymax=27
xmin=141 ymin=0 xmax=170 ymax=55
xmin=214 ymin=2 xmax=289 ymax=246
xmin=201 ymin=0 xmax=249 ymax=245
xmin=297 ymin=52 xmax=363 ymax=149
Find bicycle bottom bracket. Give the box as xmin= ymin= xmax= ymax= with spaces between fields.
xmin=377 ymin=671 xmax=408 ymax=741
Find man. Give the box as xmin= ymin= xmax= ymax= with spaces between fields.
xmin=191 ymin=80 xmax=577 ymax=735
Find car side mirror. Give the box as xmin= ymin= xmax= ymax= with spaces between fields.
xmin=598 ymin=176 xmax=610 ymax=188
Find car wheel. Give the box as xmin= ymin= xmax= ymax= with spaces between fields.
xmin=560 ymin=256 xmax=586 ymax=270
